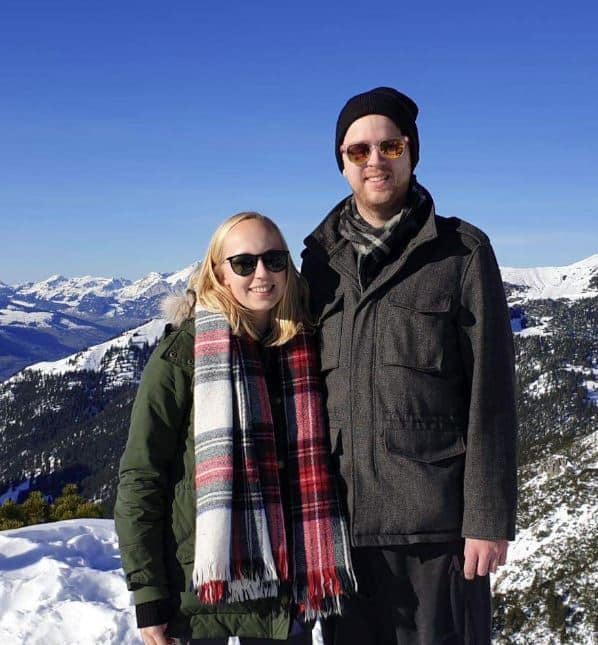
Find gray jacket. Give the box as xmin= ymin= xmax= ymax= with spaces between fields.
xmin=301 ymin=194 xmax=517 ymax=547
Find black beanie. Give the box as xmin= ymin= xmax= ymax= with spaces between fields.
xmin=335 ymin=87 xmax=419 ymax=172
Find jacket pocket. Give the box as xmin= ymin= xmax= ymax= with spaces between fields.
xmin=318 ymin=292 xmax=344 ymax=371
xmin=385 ymin=416 xmax=466 ymax=463
xmin=382 ymin=292 xmax=451 ymax=373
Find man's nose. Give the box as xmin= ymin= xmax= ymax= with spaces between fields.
xmin=366 ymin=145 xmax=385 ymax=165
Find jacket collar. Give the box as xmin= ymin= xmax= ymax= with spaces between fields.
xmin=304 ymin=181 xmax=439 ymax=290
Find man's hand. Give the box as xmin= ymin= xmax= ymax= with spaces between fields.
xmin=139 ymin=623 xmax=175 ymax=645
xmin=463 ymin=538 xmax=509 ymax=580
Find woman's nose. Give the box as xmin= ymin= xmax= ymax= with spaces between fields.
xmin=254 ymin=258 xmax=269 ymax=277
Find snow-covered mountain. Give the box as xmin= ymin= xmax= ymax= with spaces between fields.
xmin=492 ymin=430 xmax=598 ymax=643
xmin=19 ymin=319 xmax=165 ymax=383
xmin=14 ymin=265 xmax=195 ymax=308
xmin=0 ymin=264 xmax=197 ymax=381
xmin=501 ymin=254 xmax=598 ymax=301
xmin=16 ymin=274 xmax=131 ymax=305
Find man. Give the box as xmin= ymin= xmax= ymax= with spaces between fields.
xmin=301 ymin=87 xmax=517 ymax=644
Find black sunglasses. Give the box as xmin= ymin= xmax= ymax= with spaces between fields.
xmin=223 ymin=250 xmax=289 ymax=276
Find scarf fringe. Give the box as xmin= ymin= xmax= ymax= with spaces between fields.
xmin=302 ymin=594 xmax=343 ymax=621
xmin=293 ymin=567 xmax=357 ymax=619
xmin=226 ymin=579 xmax=280 ymax=603
xmin=192 ymin=560 xmax=281 ymax=604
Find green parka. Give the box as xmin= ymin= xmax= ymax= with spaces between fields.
xmin=114 ymin=319 xmax=292 ymax=640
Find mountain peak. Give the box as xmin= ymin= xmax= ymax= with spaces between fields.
xmin=501 ymin=253 xmax=598 ymax=301
xmin=43 ymin=274 xmax=68 ymax=285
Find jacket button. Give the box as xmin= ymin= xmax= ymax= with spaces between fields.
xmin=169 ymin=351 xmax=178 ymax=358
xmin=278 ymin=460 xmax=285 ymax=469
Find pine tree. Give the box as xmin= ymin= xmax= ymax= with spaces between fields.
xmin=20 ymin=490 xmax=49 ymax=525
xmin=0 ymin=485 xmax=103 ymax=529
xmin=0 ymin=499 xmax=25 ymax=530
xmin=49 ymin=484 xmax=104 ymax=521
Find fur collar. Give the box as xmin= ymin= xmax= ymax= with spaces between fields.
xmin=161 ymin=290 xmax=196 ymax=328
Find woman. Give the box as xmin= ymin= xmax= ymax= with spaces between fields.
xmin=115 ymin=212 xmax=356 ymax=645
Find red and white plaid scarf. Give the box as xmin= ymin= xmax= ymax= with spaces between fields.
xmin=192 ymin=308 xmax=356 ymax=618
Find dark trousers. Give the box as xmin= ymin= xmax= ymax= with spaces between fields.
xmin=321 ymin=541 xmax=491 ymax=645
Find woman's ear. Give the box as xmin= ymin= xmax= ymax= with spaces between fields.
xmin=214 ymin=264 xmax=229 ymax=288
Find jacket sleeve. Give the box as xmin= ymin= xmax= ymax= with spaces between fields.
xmin=458 ymin=243 xmax=518 ymax=540
xmin=301 ymin=247 xmax=339 ymax=319
xmin=114 ymin=336 xmax=191 ymax=605
xmin=300 ymin=247 xmax=322 ymax=316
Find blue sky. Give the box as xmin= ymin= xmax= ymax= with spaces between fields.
xmin=1 ymin=0 xmax=597 ymax=284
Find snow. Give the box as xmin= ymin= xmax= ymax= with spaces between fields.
xmin=11 ymin=265 xmax=196 ymax=310
xmin=564 ymin=364 xmax=591 ymax=375
xmin=501 ymin=254 xmax=598 ymax=301
xmin=21 ymin=319 xmax=165 ymax=378
xmin=526 ymin=366 xmax=598 ymax=403
xmin=0 ymin=519 xmax=324 ymax=645
xmin=0 ymin=386 xmax=15 ymax=404
xmin=513 ymin=316 xmax=553 ymax=337
xmin=583 ymin=379 xmax=598 ymax=404
xmin=0 ymin=309 xmax=54 ymax=327
xmin=564 ymin=365 xmax=598 ymax=404
xmin=18 ymin=275 xmax=130 ymax=305
xmin=117 ymin=264 xmax=195 ymax=301
xmin=492 ymin=429 xmax=598 ymax=643
xmin=517 ymin=326 xmax=549 ymax=337
xmin=165 ymin=263 xmax=197 ymax=286
xmin=526 ymin=372 xmax=554 ymax=398
xmin=0 ymin=519 xmax=137 ymax=644
xmin=59 ymin=318 xmax=92 ymax=330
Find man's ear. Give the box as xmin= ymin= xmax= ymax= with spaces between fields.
xmin=342 ymin=166 xmax=347 ymax=178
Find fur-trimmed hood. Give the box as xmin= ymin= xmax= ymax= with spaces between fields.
xmin=161 ymin=290 xmax=196 ymax=329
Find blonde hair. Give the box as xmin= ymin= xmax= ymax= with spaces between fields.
xmin=188 ymin=212 xmax=312 ymax=345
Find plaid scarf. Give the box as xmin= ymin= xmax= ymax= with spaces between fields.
xmin=338 ymin=178 xmax=430 ymax=290
xmin=192 ymin=308 xmax=356 ymax=619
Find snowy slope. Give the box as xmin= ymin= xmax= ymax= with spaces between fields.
xmin=0 ymin=519 xmax=323 ymax=645
xmin=20 ymin=319 xmax=165 ymax=379
xmin=492 ymin=430 xmax=598 ymax=644
xmin=0 ymin=309 xmax=54 ymax=327
xmin=501 ymin=254 xmax=598 ymax=301
xmin=0 ymin=519 xmax=138 ymax=644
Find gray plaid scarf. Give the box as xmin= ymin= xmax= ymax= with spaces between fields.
xmin=338 ymin=178 xmax=430 ymax=290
